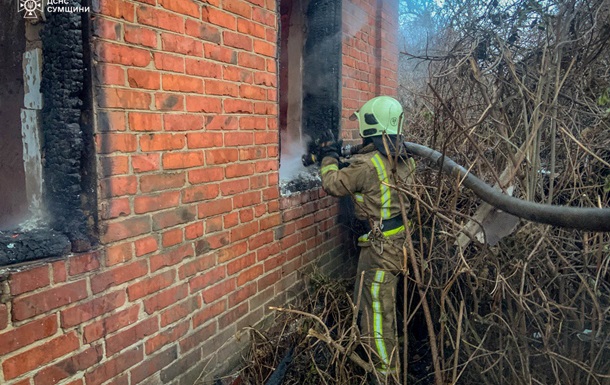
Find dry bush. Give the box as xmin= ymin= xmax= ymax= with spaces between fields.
xmin=398 ymin=0 xmax=610 ymax=384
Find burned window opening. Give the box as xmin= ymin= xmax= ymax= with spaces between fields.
xmin=279 ymin=0 xmax=342 ymax=196
xmin=0 ymin=1 xmax=96 ymax=266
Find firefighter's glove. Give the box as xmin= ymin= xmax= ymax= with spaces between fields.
xmin=319 ymin=141 xmax=342 ymax=163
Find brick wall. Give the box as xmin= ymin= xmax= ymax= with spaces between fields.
xmin=0 ymin=0 xmax=399 ymax=384
xmin=342 ymin=0 xmax=399 ymax=141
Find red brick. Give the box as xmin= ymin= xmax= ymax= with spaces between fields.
xmin=185 ymin=96 xmax=222 ymax=114
xmin=96 ymin=64 xmax=124 ymax=86
xmin=84 ymin=347 xmax=143 ymax=385
xmin=98 ymin=110 xmax=127 ymax=132
xmin=11 ymin=280 xmax=87 ymax=321
xmin=232 ymin=191 xmax=262 ymax=208
xmin=223 ymin=31 xmax=252 ymax=51
xmin=134 ymin=191 xmax=180 ymax=214
xmin=9 ymin=265 xmax=50 ymax=296
xmin=132 ymin=153 xmax=160 ymax=173
xmin=237 ymin=19 xmax=265 ymax=39
xmin=161 ymin=33 xmax=203 ymax=56
xmin=185 ymin=221 xmax=204 ymax=240
xmin=83 ymin=306 xmax=140 ymax=343
xmin=105 ymin=242 xmax=132 ymax=266
xmin=2 ymin=332 xmax=79 ymax=380
xmin=238 ymin=52 xmax=265 ymax=70
xmin=248 ymin=230 xmax=273 ymax=250
xmin=254 ymin=39 xmax=275 ymax=57
xmin=224 ymin=99 xmax=254 ymax=113
xmin=202 ymin=279 xmax=235 ymax=304
xmin=90 ymin=260 xmax=149 ymax=294
xmin=132 ymin=345 xmax=178 ymax=383
xmin=101 ymin=198 xmax=130 ymax=220
xmin=204 ymin=79 xmax=238 ymax=97
xmin=135 ymin=236 xmax=158 ymax=257
xmin=140 ymin=172 xmax=185 ymax=193
xmin=182 ymin=184 xmax=219 ymax=203
xmin=254 ymin=71 xmax=276 ymax=86
xmin=206 ymin=148 xmax=238 ymax=165
xmin=124 ymin=25 xmax=157 ymax=48
xmin=52 ymin=261 xmax=67 ymax=283
xmin=149 ymin=243 xmax=194 ymax=271
xmin=186 ymin=132 xmax=223 ymax=149
xmin=218 ymin=241 xmax=248 ymax=263
xmin=106 ymin=317 xmax=159 ymax=356
xmin=96 ymin=133 xmax=137 ymax=154
xmin=137 ymin=5 xmax=185 ymax=33
xmin=101 ymin=216 xmax=151 ymax=243
xmin=226 ymin=132 xmax=254 ymax=146
xmin=258 ymin=270 xmax=281 ymax=291
xmin=218 ymin=302 xmax=248 ymax=329
xmin=264 ymin=253 xmax=287 ymax=272
xmin=205 ymin=115 xmax=239 ymax=130
xmin=230 ymin=222 xmax=259 ymax=242
xmin=204 ymin=43 xmax=237 ymax=64
xmin=254 ymin=132 xmax=278 ymax=144
xmin=185 ymin=19 xmax=221 ymax=43
xmin=162 ymin=228 xmax=183 ymax=247
xmin=69 ymin=251 xmax=101 ymax=275
xmin=224 ymin=0 xmax=251 ymax=17
xmin=162 ymin=74 xmax=203 ymax=93
xmin=201 ymin=7 xmax=236 ymax=29
xmin=192 ymin=300 xmax=225 ymax=328
xmin=143 ymin=284 xmax=189 ymax=314
xmin=100 ymin=155 xmax=129 ymax=177
xmin=162 ymin=151 xmax=204 ymax=169
xmin=239 ymin=147 xmax=266 ymax=160
xmin=198 ymin=198 xmax=233 ymax=217
xmin=98 ymin=88 xmax=151 ymax=109
xmin=160 ymin=297 xmax=200 ymax=327
xmin=227 ymin=253 xmax=256 ymax=275
xmin=179 ymin=322 xmax=216 ymax=352
xmin=253 ymin=7 xmax=276 ymax=27
xmin=152 ymin=207 xmax=197 ymax=231
xmin=127 ymin=270 xmax=176 ymax=301
xmin=155 ymin=92 xmax=184 ymax=111
xmin=0 ymin=315 xmax=56 ymax=356
xmin=33 ymin=346 xmax=103 ymax=385
xmin=93 ymin=0 xmax=134 ymax=20
xmin=240 ymin=84 xmax=267 ymax=100
xmin=164 ymin=113 xmax=204 ymax=131
xmin=189 ymin=167 xmax=224 ymax=184
xmin=61 ymin=291 xmax=125 ymax=328
xmin=239 ymin=116 xmax=267 ymax=129
xmin=223 ymin=212 xmax=239 ymax=228
xmin=154 ymin=52 xmax=185 ymax=73
xmin=239 ymin=208 xmax=254 ymax=222
xmin=95 ymin=42 xmax=151 ymax=67
xmin=237 ymin=265 xmax=264 ymax=287
xmin=140 ymin=133 xmax=185 ymax=152
xmin=223 ymin=65 xmax=253 ymax=83
xmin=220 ymin=178 xmax=250 ymax=195
xmin=158 ymin=0 xmax=200 ymax=17
xmin=184 ymin=60 xmax=221 ymax=81
xmin=127 ymin=69 xmax=160 ymax=90
xmin=189 ymin=265 xmax=225 ymax=293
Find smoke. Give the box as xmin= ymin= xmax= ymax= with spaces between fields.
xmin=279 ymin=132 xmax=309 ymax=181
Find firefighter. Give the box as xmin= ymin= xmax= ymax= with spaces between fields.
xmin=318 ymin=96 xmax=414 ymax=382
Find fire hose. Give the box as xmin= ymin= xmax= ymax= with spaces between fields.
xmin=303 ymin=141 xmax=610 ymax=232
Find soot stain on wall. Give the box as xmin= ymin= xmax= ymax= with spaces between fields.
xmin=303 ymin=0 xmax=342 ymax=143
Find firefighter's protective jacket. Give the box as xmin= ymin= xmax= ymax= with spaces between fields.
xmin=320 ymin=143 xmax=413 ymax=230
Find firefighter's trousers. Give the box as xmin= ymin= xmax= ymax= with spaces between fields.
xmin=354 ymin=227 xmax=406 ymax=378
